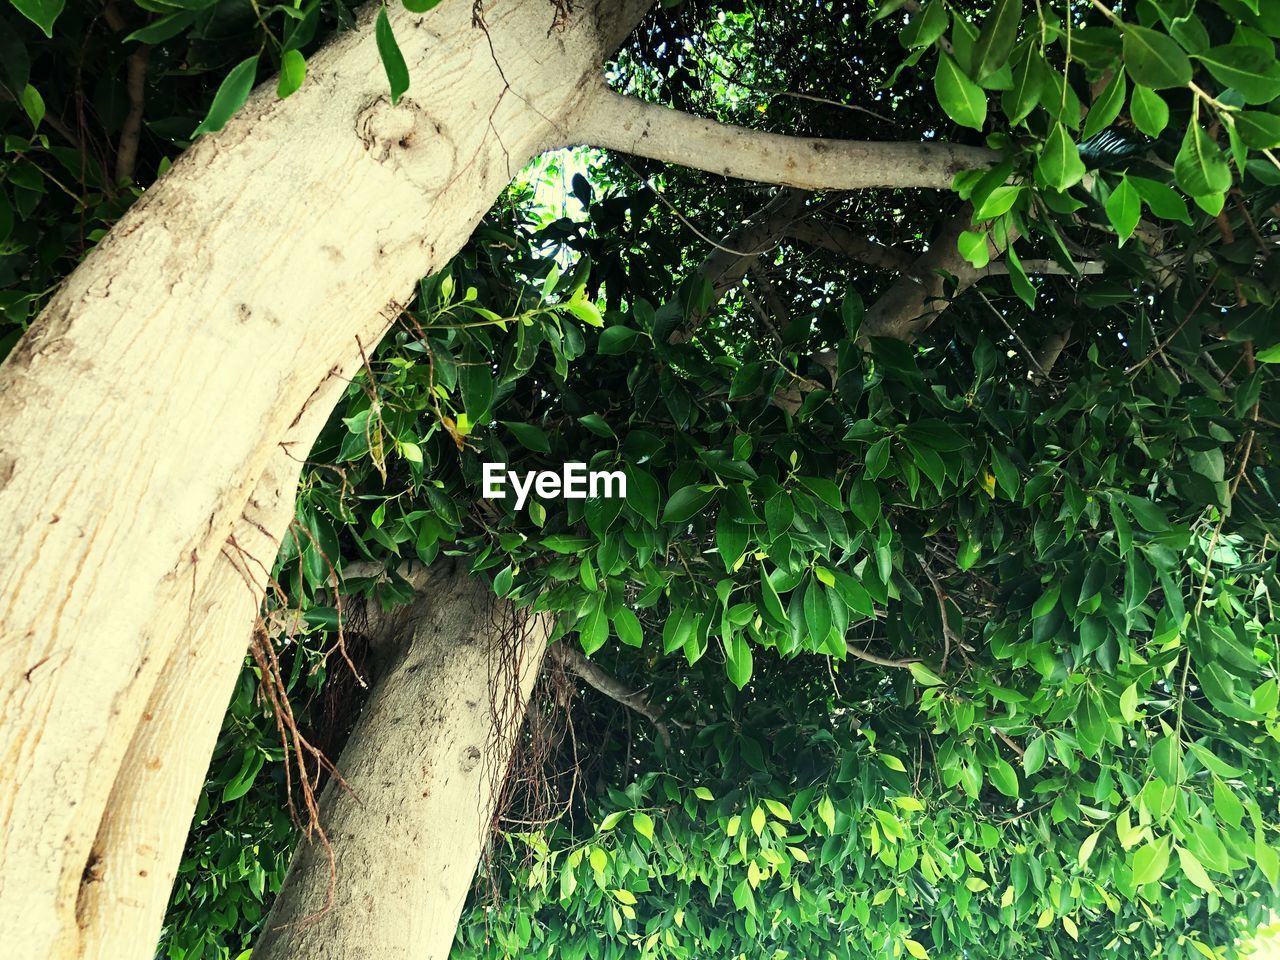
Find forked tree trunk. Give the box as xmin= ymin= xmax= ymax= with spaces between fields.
xmin=0 ymin=0 xmax=993 ymax=952
xmin=253 ymin=563 xmax=549 ymax=960
xmin=0 ymin=2 xmax=648 ymax=956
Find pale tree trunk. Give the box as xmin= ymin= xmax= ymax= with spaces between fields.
xmin=71 ymin=375 xmax=345 ymax=960
xmin=0 ymin=2 xmax=649 ymax=956
xmin=0 ymin=0 xmax=996 ymax=951
xmin=252 ymin=563 xmax=549 ymax=960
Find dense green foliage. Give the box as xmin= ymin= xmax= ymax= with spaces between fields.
xmin=4 ymin=0 xmax=1280 ymax=958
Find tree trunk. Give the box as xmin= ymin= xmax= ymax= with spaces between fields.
xmin=71 ymin=376 xmax=344 ymax=960
xmin=0 ymin=0 xmax=997 ymax=951
xmin=0 ymin=2 xmax=649 ymax=956
xmin=252 ymin=563 xmax=549 ymax=960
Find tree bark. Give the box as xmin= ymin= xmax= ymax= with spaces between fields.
xmin=252 ymin=564 xmax=550 ymax=960
xmin=573 ymin=86 xmax=997 ymax=189
xmin=71 ymin=372 xmax=346 ymax=960
xmin=785 ymin=218 xmax=915 ymax=273
xmin=0 ymin=1 xmax=1004 ymax=953
xmin=0 ymin=2 xmax=649 ymax=956
xmin=669 ymin=189 xmax=809 ymax=343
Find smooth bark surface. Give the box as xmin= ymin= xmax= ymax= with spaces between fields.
xmin=253 ymin=564 xmax=549 ymax=960
xmin=71 ymin=374 xmax=346 ymax=960
xmin=574 ymin=86 xmax=998 ymax=190
xmin=0 ymin=1 xmax=648 ymax=955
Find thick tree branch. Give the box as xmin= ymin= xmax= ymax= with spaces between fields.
xmin=978 ymin=259 xmax=1104 ymax=278
xmin=859 ymin=207 xmax=998 ymax=342
xmin=551 ymin=643 xmax=672 ymax=747
xmin=670 ymin=189 xmax=809 ymax=343
xmin=786 ymin=218 xmax=915 ymax=272
xmin=573 ymin=86 xmax=997 ymax=190
xmin=1031 ymin=324 xmax=1073 ymax=378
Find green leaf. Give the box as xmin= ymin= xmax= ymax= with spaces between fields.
xmin=19 ymin=84 xmax=44 ymax=129
xmin=991 ymin=448 xmax=1019 ymax=497
xmin=1078 ymin=829 xmax=1102 ymax=868
xmin=817 ymin=795 xmax=836 ymax=833
xmin=1174 ymin=122 xmax=1232 ymax=198
xmin=579 ymin=602 xmax=609 ymax=656
xmin=957 ymin=230 xmax=991 ymax=268
xmin=1196 ymin=45 xmax=1280 ymax=104
xmin=988 ymin=758 xmax=1020 ymax=797
xmin=935 ymin=52 xmax=987 ymax=130
xmin=1131 ymin=839 xmax=1170 ymax=886
xmin=972 ymin=184 xmax=1024 ymax=220
xmin=1130 ymin=175 xmax=1191 ymax=223
xmin=878 ymin=753 xmax=906 ymax=773
xmin=221 ymin=749 xmax=263 ymax=803
xmin=901 ymin=0 xmax=948 ymax=49
xmin=663 ymin=485 xmax=715 ymax=525
xmin=1105 ymin=175 xmax=1141 ymax=244
xmin=1037 ymin=122 xmax=1087 ymax=191
xmin=193 ymin=55 xmax=260 ymax=136
xmin=375 ymin=6 xmax=410 ymax=105
xmin=632 ymin=811 xmax=655 ymax=840
xmin=1236 ymin=110 xmax=1280 ymax=149
xmin=614 ymin=607 xmax=644 ymax=648
xmin=566 ymin=298 xmax=603 ymax=326
xmin=493 ymin=565 xmax=513 ymax=596
xmin=1176 ymin=846 xmax=1217 ymax=893
xmin=1129 ymin=85 xmax=1169 ymax=138
xmin=1122 ymin=25 xmax=1192 ymax=89
xmin=802 ymin=579 xmax=832 ymax=649
xmin=1032 ymin=583 xmax=1061 ymax=619
xmin=460 ymin=356 xmax=494 ymax=422
xmin=971 ymin=0 xmax=1021 ymax=83
xmin=578 ymin=413 xmax=614 ymax=437
xmin=501 ymin=421 xmax=551 ymax=453
xmin=124 ymin=10 xmax=198 ymax=45
xmin=403 ymin=0 xmax=444 ymax=10
xmin=1083 ymin=68 xmax=1127 ymax=141
xmin=1023 ymin=735 xmax=1047 ymax=775
xmin=908 ymin=662 xmax=946 ymax=686
xmin=598 ymin=325 xmax=640 ymax=355
xmin=715 ymin=510 xmax=748 ymax=572
xmin=1120 ymin=682 xmax=1139 ymax=723
xmin=10 ymin=0 xmax=63 ymax=37
xmin=956 ymin=538 xmax=982 ymax=570
xmin=1003 ymin=43 xmax=1045 ymax=124
xmin=724 ymin=632 xmax=753 ymax=689
xmin=277 ymin=49 xmax=306 ymax=99
xmin=1257 ymin=343 xmax=1280 ymax=363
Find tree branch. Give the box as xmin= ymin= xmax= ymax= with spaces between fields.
xmin=858 ymin=207 xmax=998 ymax=342
xmin=844 ymin=641 xmax=919 ymax=669
xmin=977 ymin=259 xmax=1104 ymax=278
xmin=1031 ymin=324 xmax=1073 ymax=379
xmin=103 ymin=3 xmax=149 ymax=183
xmin=786 ymin=217 xmax=916 ymax=272
xmin=572 ymin=86 xmax=997 ymax=191
xmin=551 ymin=643 xmax=672 ymax=747
xmin=669 ymin=189 xmax=809 ymax=343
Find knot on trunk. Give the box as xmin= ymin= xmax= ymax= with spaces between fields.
xmin=354 ymin=96 xmax=455 ymax=193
